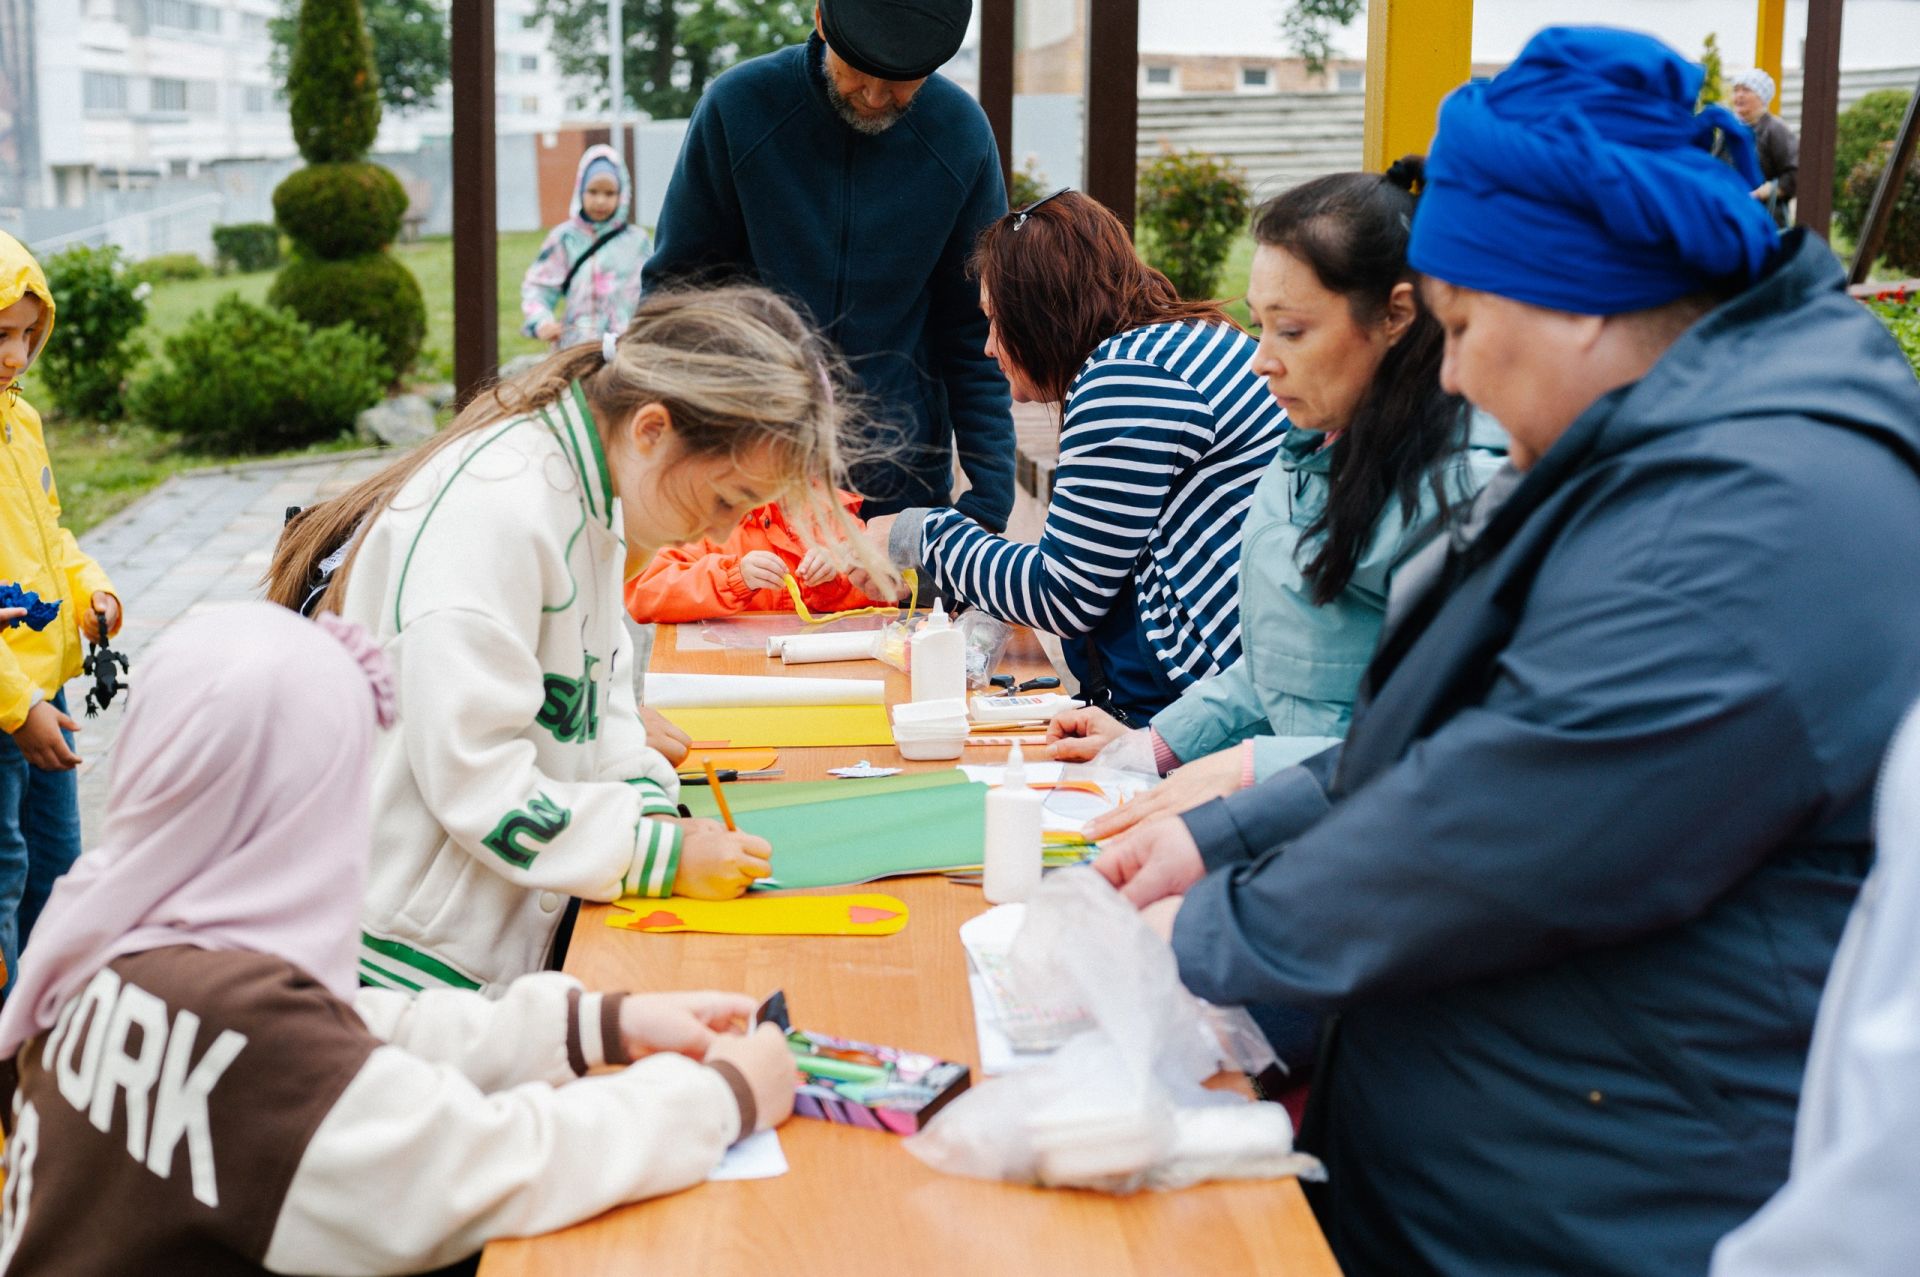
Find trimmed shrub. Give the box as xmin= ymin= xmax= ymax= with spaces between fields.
xmin=270 ymin=252 xmax=425 ymax=380
xmin=286 ymin=0 xmax=381 ymax=165
xmin=1136 ymin=148 xmax=1253 ymax=300
xmin=37 ymin=244 xmax=147 ymax=423
xmin=272 ymin=0 xmax=423 ymax=379
xmin=1845 ymin=141 xmax=1920 ymax=276
xmin=1835 ymin=89 xmax=1913 ymax=237
xmin=129 ymin=294 xmax=388 ymax=450
xmin=131 ymin=252 xmax=210 ymax=283
xmin=272 ymin=162 xmax=408 ymax=259
xmin=212 ymin=222 xmax=284 ymax=273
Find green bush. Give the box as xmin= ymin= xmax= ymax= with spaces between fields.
xmin=212 ymin=222 xmax=284 ymax=274
xmin=285 ymin=0 xmax=381 ymax=165
xmin=272 ymin=162 xmax=408 ymax=259
xmin=129 ymin=294 xmax=388 ymax=449
xmin=1136 ymin=149 xmax=1253 ymax=300
xmin=36 ymin=244 xmax=147 ymax=422
xmin=1835 ymin=90 xmax=1912 ymax=237
xmin=270 ymin=251 xmax=425 ymax=379
xmin=1845 ymin=144 xmax=1920 ymax=276
xmin=131 ymin=252 xmax=210 ymax=283
xmin=1867 ymin=296 xmax=1920 ymax=379
xmin=1009 ymin=157 xmax=1049 ymax=211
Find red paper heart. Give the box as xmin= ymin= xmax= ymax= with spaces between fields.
xmin=846 ymin=906 xmax=901 ymax=925
xmin=632 ymin=910 xmax=685 ymax=929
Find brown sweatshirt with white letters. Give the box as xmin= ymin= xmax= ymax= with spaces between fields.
xmin=0 ymin=946 xmax=745 ymax=1276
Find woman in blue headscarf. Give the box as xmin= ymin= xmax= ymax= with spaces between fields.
xmin=521 ymin=144 xmax=651 ymax=351
xmin=1092 ymin=27 xmax=1920 ymax=1277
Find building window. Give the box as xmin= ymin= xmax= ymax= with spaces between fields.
xmin=146 ymin=0 xmax=220 ymax=34
xmin=520 ymin=54 xmax=540 ymax=73
xmin=1240 ymin=66 xmax=1272 ymax=90
xmin=245 ymin=84 xmax=273 ymax=113
xmin=149 ymin=77 xmax=188 ymax=112
xmin=497 ymin=52 xmax=514 ymax=77
xmin=83 ymin=71 xmax=129 ymax=113
xmin=1144 ymin=64 xmax=1174 ymax=87
xmin=1336 ymin=68 xmax=1364 ymax=92
xmin=241 ymin=12 xmax=269 ymax=41
xmin=520 ymin=95 xmax=540 ymax=115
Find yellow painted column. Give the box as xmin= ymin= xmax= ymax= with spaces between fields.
xmin=1755 ymin=0 xmax=1787 ymax=112
xmin=1363 ymin=0 xmax=1475 ymax=172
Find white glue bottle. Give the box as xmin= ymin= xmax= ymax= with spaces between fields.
xmin=983 ymin=743 xmax=1045 ymax=903
xmin=910 ymin=599 xmax=966 ymax=703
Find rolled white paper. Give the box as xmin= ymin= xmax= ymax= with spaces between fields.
xmin=768 ymin=632 xmax=882 ymax=665
xmin=642 ymin=672 xmax=886 ymax=707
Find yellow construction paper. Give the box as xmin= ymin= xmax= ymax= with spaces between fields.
xmin=608 ymin=893 xmax=910 ymax=936
xmin=659 ymin=704 xmax=894 ymax=748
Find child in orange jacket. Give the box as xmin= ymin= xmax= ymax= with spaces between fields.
xmin=626 ymin=493 xmax=882 ymax=623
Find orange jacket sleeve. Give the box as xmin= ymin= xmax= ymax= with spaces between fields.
xmin=624 ymin=533 xmax=773 ymax=623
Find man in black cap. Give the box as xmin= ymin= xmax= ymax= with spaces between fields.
xmin=643 ymin=1 xmax=1015 ymax=531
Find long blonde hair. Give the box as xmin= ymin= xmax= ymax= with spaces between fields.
xmin=266 ymin=285 xmax=893 ymax=613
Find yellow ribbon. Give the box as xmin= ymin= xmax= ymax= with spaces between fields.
xmin=782 ymin=567 xmax=918 ymax=625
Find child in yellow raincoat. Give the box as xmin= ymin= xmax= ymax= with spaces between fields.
xmin=0 ymin=228 xmax=123 ymax=993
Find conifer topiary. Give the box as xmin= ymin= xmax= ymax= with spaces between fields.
xmin=268 ymin=0 xmax=425 ymax=381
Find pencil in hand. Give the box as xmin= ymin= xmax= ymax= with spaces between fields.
xmin=703 ymin=760 xmax=739 ymax=831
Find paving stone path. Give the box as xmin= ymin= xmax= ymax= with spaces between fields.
xmin=70 ymin=450 xmax=392 ymax=833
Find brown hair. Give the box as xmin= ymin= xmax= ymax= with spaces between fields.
xmin=266 ymin=284 xmax=892 ymax=614
xmin=970 ymin=190 xmax=1238 ymax=404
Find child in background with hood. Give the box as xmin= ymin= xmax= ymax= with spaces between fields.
xmin=0 ymin=228 xmax=123 ymax=996
xmin=521 ymin=144 xmax=651 ymax=351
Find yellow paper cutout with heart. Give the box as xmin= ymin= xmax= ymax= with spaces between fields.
xmin=608 ymin=893 xmax=909 ymax=937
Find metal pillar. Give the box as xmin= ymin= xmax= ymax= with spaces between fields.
xmin=1083 ymin=0 xmax=1138 ymax=232
xmin=451 ymin=0 xmax=500 ymax=405
xmin=1796 ymin=0 xmax=1844 ymax=239
xmin=1363 ymin=0 xmax=1473 ymax=172
xmin=1755 ymin=0 xmax=1786 ymax=113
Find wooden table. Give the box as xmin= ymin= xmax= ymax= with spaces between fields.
xmin=478 ymin=625 xmax=1340 ymax=1277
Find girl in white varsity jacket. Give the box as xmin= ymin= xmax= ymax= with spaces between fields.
xmin=0 ymin=604 xmax=796 ymax=1276
xmin=265 ymin=287 xmax=885 ymax=993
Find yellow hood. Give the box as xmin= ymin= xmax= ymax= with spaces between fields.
xmin=0 ymin=228 xmax=56 ymax=371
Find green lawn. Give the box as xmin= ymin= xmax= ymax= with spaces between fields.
xmin=45 ymin=421 xmax=368 ymax=535
xmin=41 ymin=230 xmax=553 ymax=534
xmin=135 ymin=229 xmax=550 ymax=385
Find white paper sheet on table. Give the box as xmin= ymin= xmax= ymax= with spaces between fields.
xmin=960 ymin=760 xmax=1156 ymax=834
xmin=642 ymin=672 xmax=885 ymax=707
xmin=708 ymin=1129 xmax=788 ymax=1181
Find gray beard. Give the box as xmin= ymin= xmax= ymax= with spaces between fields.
xmin=824 ymin=74 xmax=906 ymax=135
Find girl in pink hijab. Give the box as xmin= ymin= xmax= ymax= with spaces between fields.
xmin=0 ymin=603 xmax=791 ymax=1277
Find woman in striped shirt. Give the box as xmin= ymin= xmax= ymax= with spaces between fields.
xmin=869 ymin=190 xmax=1289 ymax=723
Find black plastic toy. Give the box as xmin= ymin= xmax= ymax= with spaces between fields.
xmin=83 ymin=610 xmax=130 ymax=717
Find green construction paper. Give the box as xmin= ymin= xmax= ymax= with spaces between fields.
xmin=683 ymin=773 xmax=986 ymax=890
xmin=682 ymin=769 xmax=967 ymax=819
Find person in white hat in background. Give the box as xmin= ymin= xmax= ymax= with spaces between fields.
xmin=1729 ymin=68 xmax=1799 ymax=226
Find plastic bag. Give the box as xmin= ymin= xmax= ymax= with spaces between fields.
xmin=956 ymin=610 xmax=1013 ymax=691
xmin=873 ymin=608 xmax=1012 ymax=692
xmin=907 ymin=868 xmax=1322 ymax=1193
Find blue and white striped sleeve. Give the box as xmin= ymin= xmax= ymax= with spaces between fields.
xmin=916 ymin=359 xmax=1215 ymax=635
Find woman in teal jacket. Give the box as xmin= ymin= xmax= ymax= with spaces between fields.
xmin=1051 ymin=165 xmax=1505 ymax=832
